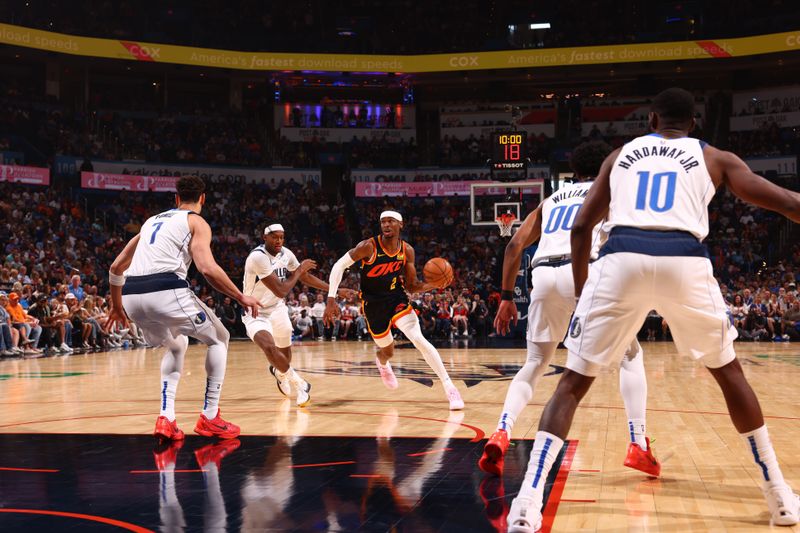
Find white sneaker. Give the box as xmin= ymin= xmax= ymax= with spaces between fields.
xmin=269 ymin=366 xmax=292 ymax=397
xmin=294 ymin=379 xmax=311 ymax=407
xmin=60 ymin=343 xmax=73 ymax=353
xmin=763 ymin=483 xmax=800 ymax=526
xmin=507 ymin=494 xmax=543 ymax=532
xmin=445 ymin=384 xmax=464 ymax=410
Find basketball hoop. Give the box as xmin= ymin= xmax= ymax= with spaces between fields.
xmin=496 ymin=213 xmax=517 ymax=237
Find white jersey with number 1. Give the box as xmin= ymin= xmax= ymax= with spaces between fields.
xmin=243 ymin=245 xmax=300 ymax=312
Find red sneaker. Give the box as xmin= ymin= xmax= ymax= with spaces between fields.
xmin=479 ymin=476 xmax=508 ymax=532
xmin=194 ymin=439 xmax=241 ymax=470
xmin=624 ymin=437 xmax=661 ymax=477
xmin=153 ymin=439 xmax=184 ymax=470
xmin=478 ymin=429 xmax=509 ymax=476
xmin=154 ymin=416 xmax=185 ymax=441
xmin=193 ymin=410 xmax=241 ymax=439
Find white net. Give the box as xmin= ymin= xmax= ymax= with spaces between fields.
xmin=496 ymin=214 xmax=517 ymax=237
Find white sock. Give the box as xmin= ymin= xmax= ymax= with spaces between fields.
xmin=289 ymin=367 xmax=306 ymax=385
xmin=619 ymin=340 xmax=648 ymax=449
xmin=520 ymin=431 xmax=565 ymax=506
xmin=496 ymin=341 xmax=555 ymax=438
xmin=202 ymin=376 xmax=223 ymax=419
xmin=628 ymin=419 xmax=647 ymax=449
xmin=741 ymin=425 xmax=786 ymax=487
xmin=160 ymin=372 xmax=180 ymax=421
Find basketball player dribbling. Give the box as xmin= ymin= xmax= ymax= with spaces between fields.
xmin=242 ymin=222 xmax=356 ymax=407
xmin=479 ymin=141 xmax=657 ymax=479
xmin=507 ymin=88 xmax=799 ymax=532
xmin=323 ymin=210 xmax=465 ymax=410
xmin=105 ymin=176 xmax=260 ymax=441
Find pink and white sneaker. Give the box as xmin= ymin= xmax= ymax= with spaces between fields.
xmin=376 ymin=357 xmax=399 ymax=389
xmin=445 ymin=384 xmax=464 ymax=410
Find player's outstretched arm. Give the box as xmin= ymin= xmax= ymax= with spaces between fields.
xmin=189 ymin=215 xmax=260 ymax=317
xmin=261 ymin=259 xmax=317 ymax=298
xmin=324 ymin=239 xmax=373 ymax=326
xmin=494 ymin=205 xmax=543 ymax=335
xmin=104 ymin=234 xmax=140 ymax=331
xmin=299 ymin=270 xmax=357 ymax=300
xmin=708 ymin=146 xmax=800 ymax=222
xmin=571 ymin=149 xmax=616 ymax=297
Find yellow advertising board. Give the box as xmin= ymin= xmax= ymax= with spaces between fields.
xmin=1 ymin=23 xmax=798 ymax=73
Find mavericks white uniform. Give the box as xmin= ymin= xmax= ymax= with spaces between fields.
xmin=527 ymin=180 xmax=604 ymax=342
xmin=565 ymin=134 xmax=737 ymax=374
xmin=242 ymin=245 xmax=300 ymax=348
xmin=122 ymin=209 xmax=228 ymax=347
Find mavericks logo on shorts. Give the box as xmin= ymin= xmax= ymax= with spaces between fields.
xmin=195 ymin=311 xmax=207 ymax=325
xmin=569 ymin=316 xmax=582 ymax=338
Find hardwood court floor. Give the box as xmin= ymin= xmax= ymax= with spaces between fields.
xmin=0 ymin=339 xmax=798 ymax=532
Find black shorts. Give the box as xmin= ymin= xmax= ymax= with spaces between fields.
xmin=361 ymin=294 xmax=413 ymax=340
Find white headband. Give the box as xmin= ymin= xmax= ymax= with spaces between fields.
xmin=380 ymin=210 xmax=403 ymax=222
xmin=264 ymin=223 xmax=285 ymax=234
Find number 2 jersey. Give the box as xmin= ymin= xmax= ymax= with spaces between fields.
xmin=604 ymin=134 xmax=713 ymax=240
xmin=359 ymin=236 xmax=407 ymax=303
xmin=127 ymin=209 xmax=194 ymax=279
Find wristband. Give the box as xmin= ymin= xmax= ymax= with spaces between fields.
xmin=501 ymin=290 xmax=514 ymax=301
xmin=109 ymin=272 xmax=126 ymax=286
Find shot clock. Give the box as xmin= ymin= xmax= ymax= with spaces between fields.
xmin=491 ymin=131 xmax=527 ymax=170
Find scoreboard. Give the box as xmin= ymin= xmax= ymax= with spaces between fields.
xmin=491 ymin=131 xmax=527 ymax=170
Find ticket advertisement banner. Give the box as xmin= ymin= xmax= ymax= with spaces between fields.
xmin=0 ymin=164 xmax=50 ymax=185
xmin=1 ymin=23 xmax=799 ymax=73
xmin=355 ymin=180 xmax=541 ymax=197
xmin=81 ymin=172 xmax=179 ymax=191
xmin=730 ymin=110 xmax=800 ymax=132
xmin=350 ymin=165 xmax=550 ymax=183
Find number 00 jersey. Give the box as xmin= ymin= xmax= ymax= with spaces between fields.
xmin=359 ymin=236 xmax=407 ymax=302
xmin=532 ymin=180 xmax=604 ymax=263
xmin=127 ymin=209 xmax=194 ymax=279
xmin=604 ymin=134 xmax=714 ymax=240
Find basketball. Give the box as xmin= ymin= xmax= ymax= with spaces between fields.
xmin=423 ymin=257 xmax=454 ymax=288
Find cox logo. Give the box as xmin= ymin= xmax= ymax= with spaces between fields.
xmin=448 ymin=56 xmax=479 ymax=67
xmin=788 ymin=33 xmax=800 ymax=47
xmin=123 ymin=43 xmax=162 ymax=59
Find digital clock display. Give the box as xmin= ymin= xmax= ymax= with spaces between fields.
xmin=491 ymin=131 xmax=527 ymax=170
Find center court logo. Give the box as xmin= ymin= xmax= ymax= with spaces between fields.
xmin=569 ymin=317 xmax=582 ymax=338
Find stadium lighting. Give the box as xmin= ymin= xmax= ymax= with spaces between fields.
xmin=529 ymin=23 xmax=551 ymax=30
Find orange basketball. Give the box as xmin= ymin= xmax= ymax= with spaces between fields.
xmin=423 ymin=257 xmax=454 ymax=288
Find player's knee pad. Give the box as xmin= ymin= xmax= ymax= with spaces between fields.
xmin=395 ymin=313 xmax=431 ymax=349
xmin=701 ymin=343 xmax=736 ymax=369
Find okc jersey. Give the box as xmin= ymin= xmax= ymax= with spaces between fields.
xmin=359 ymin=236 xmax=407 ymax=302
xmin=604 ymin=134 xmax=713 ymax=240
xmin=243 ymin=245 xmax=300 ymax=310
xmin=127 ymin=209 xmax=194 ymax=279
xmin=532 ymin=181 xmax=603 ymax=264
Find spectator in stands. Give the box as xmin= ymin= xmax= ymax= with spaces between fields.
xmin=781 ymin=299 xmax=800 ymax=341
xmin=217 ymin=297 xmax=239 ymax=337
xmin=310 ymin=293 xmax=327 ymax=340
xmin=452 ymin=295 xmax=469 ymax=337
xmin=729 ymin=294 xmax=748 ymax=328
xmin=469 ymin=293 xmax=489 ymax=337
xmin=0 ymin=292 xmax=21 ymax=355
xmin=69 ymin=274 xmax=85 ymax=301
xmin=5 ymin=291 xmax=42 ymax=354
xmin=295 ymin=309 xmax=314 ymax=340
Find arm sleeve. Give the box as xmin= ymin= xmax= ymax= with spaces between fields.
xmin=328 ymin=253 xmax=356 ymax=298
